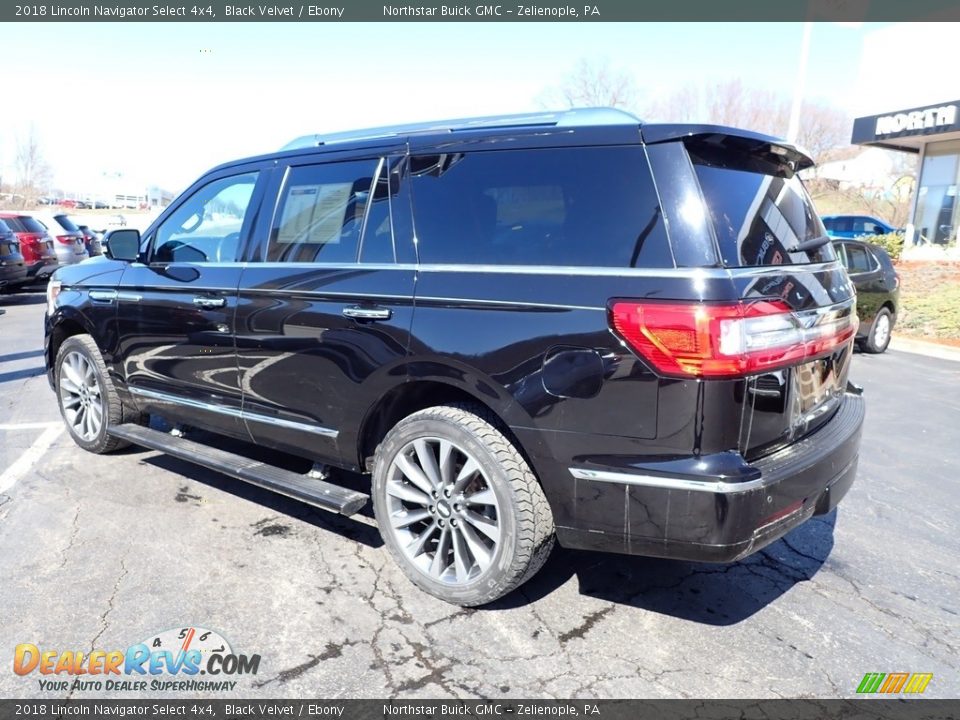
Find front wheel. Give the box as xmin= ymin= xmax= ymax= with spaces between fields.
xmin=55 ymin=335 xmax=143 ymax=453
xmin=372 ymin=404 xmax=555 ymax=606
xmin=863 ymin=307 xmax=893 ymax=354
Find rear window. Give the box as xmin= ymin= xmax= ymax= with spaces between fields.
xmin=0 ymin=218 xmax=11 ymax=234
xmin=2 ymin=216 xmax=46 ymax=234
xmin=409 ymin=147 xmax=672 ymax=268
xmin=689 ymin=149 xmax=835 ymax=268
xmin=53 ymin=214 xmax=81 ymax=232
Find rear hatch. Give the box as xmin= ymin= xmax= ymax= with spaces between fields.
xmin=685 ymin=133 xmax=857 ymax=459
xmin=0 ymin=219 xmax=22 ymax=261
xmin=3 ymin=216 xmax=57 ymax=262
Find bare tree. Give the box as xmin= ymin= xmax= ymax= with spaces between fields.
xmin=537 ymin=58 xmax=638 ymax=111
xmin=15 ymin=125 xmax=52 ymax=207
xmin=646 ymin=80 xmax=852 ymax=163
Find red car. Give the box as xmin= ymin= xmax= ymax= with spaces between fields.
xmin=0 ymin=213 xmax=59 ymax=285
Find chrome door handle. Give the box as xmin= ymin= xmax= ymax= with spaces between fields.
xmin=342 ymin=305 xmax=391 ymax=321
xmin=193 ymin=296 xmax=226 ymax=309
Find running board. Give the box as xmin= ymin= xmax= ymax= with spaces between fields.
xmin=108 ymin=424 xmax=368 ymax=516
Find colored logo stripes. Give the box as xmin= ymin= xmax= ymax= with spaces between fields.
xmin=857 ymin=672 xmax=933 ymax=694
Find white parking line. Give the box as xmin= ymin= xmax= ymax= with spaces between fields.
xmin=0 ymin=423 xmax=64 ymax=494
xmin=0 ymin=422 xmax=62 ymax=431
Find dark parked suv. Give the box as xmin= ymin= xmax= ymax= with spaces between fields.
xmin=44 ymin=109 xmax=864 ymax=606
xmin=833 ymin=239 xmax=900 ymax=353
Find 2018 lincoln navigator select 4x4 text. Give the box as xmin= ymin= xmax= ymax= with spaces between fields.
xmin=44 ymin=109 xmax=865 ymax=606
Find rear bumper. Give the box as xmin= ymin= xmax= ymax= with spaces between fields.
xmin=0 ymin=263 xmax=28 ymax=288
xmin=556 ymin=392 xmax=865 ymax=562
xmin=25 ymin=259 xmax=58 ymax=281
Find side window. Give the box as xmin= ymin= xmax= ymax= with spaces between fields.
xmin=833 ymin=243 xmax=849 ymax=269
xmin=408 ymin=147 xmax=672 ymax=268
xmin=267 ymin=160 xmax=378 ymax=263
xmin=358 ymin=159 xmax=395 ymax=264
xmin=844 ymin=244 xmax=873 ymax=273
xmin=152 ymin=172 xmax=258 ymax=264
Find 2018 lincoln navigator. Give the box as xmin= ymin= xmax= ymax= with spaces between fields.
xmin=44 ymin=108 xmax=865 ymax=606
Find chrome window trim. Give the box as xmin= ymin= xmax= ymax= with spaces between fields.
xmin=128 ymin=386 xmax=338 ymax=439
xmin=238 ymin=260 xmax=842 ymax=278
xmin=569 ymin=467 xmax=767 ymax=494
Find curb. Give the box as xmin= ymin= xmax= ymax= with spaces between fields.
xmin=889 ymin=336 xmax=960 ymax=362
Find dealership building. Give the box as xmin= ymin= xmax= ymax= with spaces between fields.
xmin=852 ymin=99 xmax=960 ymax=254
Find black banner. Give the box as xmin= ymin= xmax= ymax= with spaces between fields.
xmin=0 ymin=700 xmax=956 ymax=720
xmin=3 ymin=0 xmax=960 ymax=22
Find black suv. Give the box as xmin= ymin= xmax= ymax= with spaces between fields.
xmin=45 ymin=109 xmax=864 ymax=606
xmin=832 ymin=238 xmax=899 ymax=353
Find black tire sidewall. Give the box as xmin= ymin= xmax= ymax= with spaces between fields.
xmin=372 ymin=414 xmax=522 ymax=606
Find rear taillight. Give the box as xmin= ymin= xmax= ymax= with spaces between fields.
xmin=56 ymin=235 xmax=74 ymax=245
xmin=610 ymin=299 xmax=858 ymax=379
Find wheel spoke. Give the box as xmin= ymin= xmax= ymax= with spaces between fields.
xmin=390 ymin=508 xmax=431 ymax=529
xmin=429 ymin=526 xmax=451 ymax=577
xmin=463 ymin=509 xmax=500 ymax=544
xmin=61 ymin=392 xmax=82 ymax=409
xmin=386 ymin=480 xmax=431 ymax=507
xmin=395 ymin=451 xmax=435 ymax=496
xmin=438 ymin=439 xmax=455 ymax=486
xmin=458 ymin=521 xmax=492 ymax=571
xmin=464 ymin=487 xmax=496 ymax=506
xmin=451 ymin=457 xmax=480 ymax=495
xmin=59 ymin=375 xmax=81 ymax=395
xmin=451 ymin=526 xmax=472 ymax=582
xmin=414 ymin=439 xmax=442 ymax=489
xmin=406 ymin=520 xmax=438 ymax=558
xmin=62 ymin=359 xmax=84 ymax=389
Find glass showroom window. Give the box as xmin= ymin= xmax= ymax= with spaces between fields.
xmin=914 ymin=139 xmax=960 ymax=247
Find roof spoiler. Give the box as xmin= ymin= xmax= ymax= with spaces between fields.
xmin=641 ymin=123 xmax=815 ymax=171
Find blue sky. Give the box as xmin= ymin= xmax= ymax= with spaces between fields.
xmin=0 ymin=22 xmax=873 ymax=194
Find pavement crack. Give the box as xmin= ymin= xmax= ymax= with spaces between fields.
xmin=558 ymin=605 xmax=614 ymax=644
xmin=60 ymin=508 xmax=81 ymax=568
xmin=252 ymin=641 xmax=357 ymax=688
xmin=90 ymin=558 xmax=127 ymax=650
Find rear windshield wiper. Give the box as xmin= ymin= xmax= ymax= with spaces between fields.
xmin=790 ymin=235 xmax=831 ymax=253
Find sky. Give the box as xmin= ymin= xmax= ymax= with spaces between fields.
xmin=0 ymin=21 xmax=930 ymax=197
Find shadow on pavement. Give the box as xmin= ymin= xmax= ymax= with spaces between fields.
xmin=0 ymin=349 xmax=44 ymax=363
xmin=497 ymin=510 xmax=837 ymax=625
xmin=0 ymin=366 xmax=46 ymax=383
xmin=0 ymin=291 xmax=46 ymax=306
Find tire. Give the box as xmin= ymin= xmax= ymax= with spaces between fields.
xmin=372 ymin=403 xmax=555 ymax=606
xmin=862 ymin=307 xmax=893 ymax=354
xmin=55 ymin=334 xmax=144 ymax=453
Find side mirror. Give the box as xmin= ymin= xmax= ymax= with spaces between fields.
xmin=104 ymin=229 xmax=141 ymax=262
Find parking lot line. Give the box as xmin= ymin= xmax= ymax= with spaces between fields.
xmin=0 ymin=422 xmax=62 ymax=431
xmin=0 ymin=423 xmax=63 ymax=494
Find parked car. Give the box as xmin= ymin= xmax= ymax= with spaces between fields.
xmin=833 ymin=238 xmax=900 ymax=353
xmin=0 ymin=217 xmax=29 ymax=291
xmin=822 ymin=214 xmax=900 ymax=239
xmin=45 ymin=109 xmax=864 ymax=606
xmin=0 ymin=212 xmax=59 ymax=285
xmin=75 ymin=224 xmax=103 ymax=256
xmin=31 ymin=213 xmax=89 ymax=266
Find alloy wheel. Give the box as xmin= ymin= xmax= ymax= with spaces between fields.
xmin=59 ymin=351 xmax=104 ymax=441
xmin=384 ymin=437 xmax=501 ymax=585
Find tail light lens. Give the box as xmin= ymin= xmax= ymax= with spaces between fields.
xmin=56 ymin=235 xmax=74 ymax=245
xmin=610 ymin=299 xmax=858 ymax=379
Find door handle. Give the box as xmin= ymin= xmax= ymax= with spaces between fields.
xmin=193 ymin=296 xmax=226 ymax=309
xmin=342 ymin=305 xmax=391 ymax=321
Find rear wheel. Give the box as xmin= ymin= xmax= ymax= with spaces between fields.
xmin=863 ymin=308 xmax=893 ymax=354
xmin=372 ymin=403 xmax=554 ymax=606
xmin=55 ymin=335 xmax=144 ymax=453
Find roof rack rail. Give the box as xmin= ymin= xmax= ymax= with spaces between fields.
xmin=279 ymin=107 xmax=642 ymax=151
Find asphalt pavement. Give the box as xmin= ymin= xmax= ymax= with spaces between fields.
xmin=1 ymin=290 xmax=957 ymax=699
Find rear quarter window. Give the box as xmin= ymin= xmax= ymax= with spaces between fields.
xmin=690 ymin=151 xmax=836 ymax=267
xmin=409 ymin=146 xmax=673 ymax=268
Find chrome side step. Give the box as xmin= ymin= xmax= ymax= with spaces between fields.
xmin=108 ymin=424 xmax=368 ymax=516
